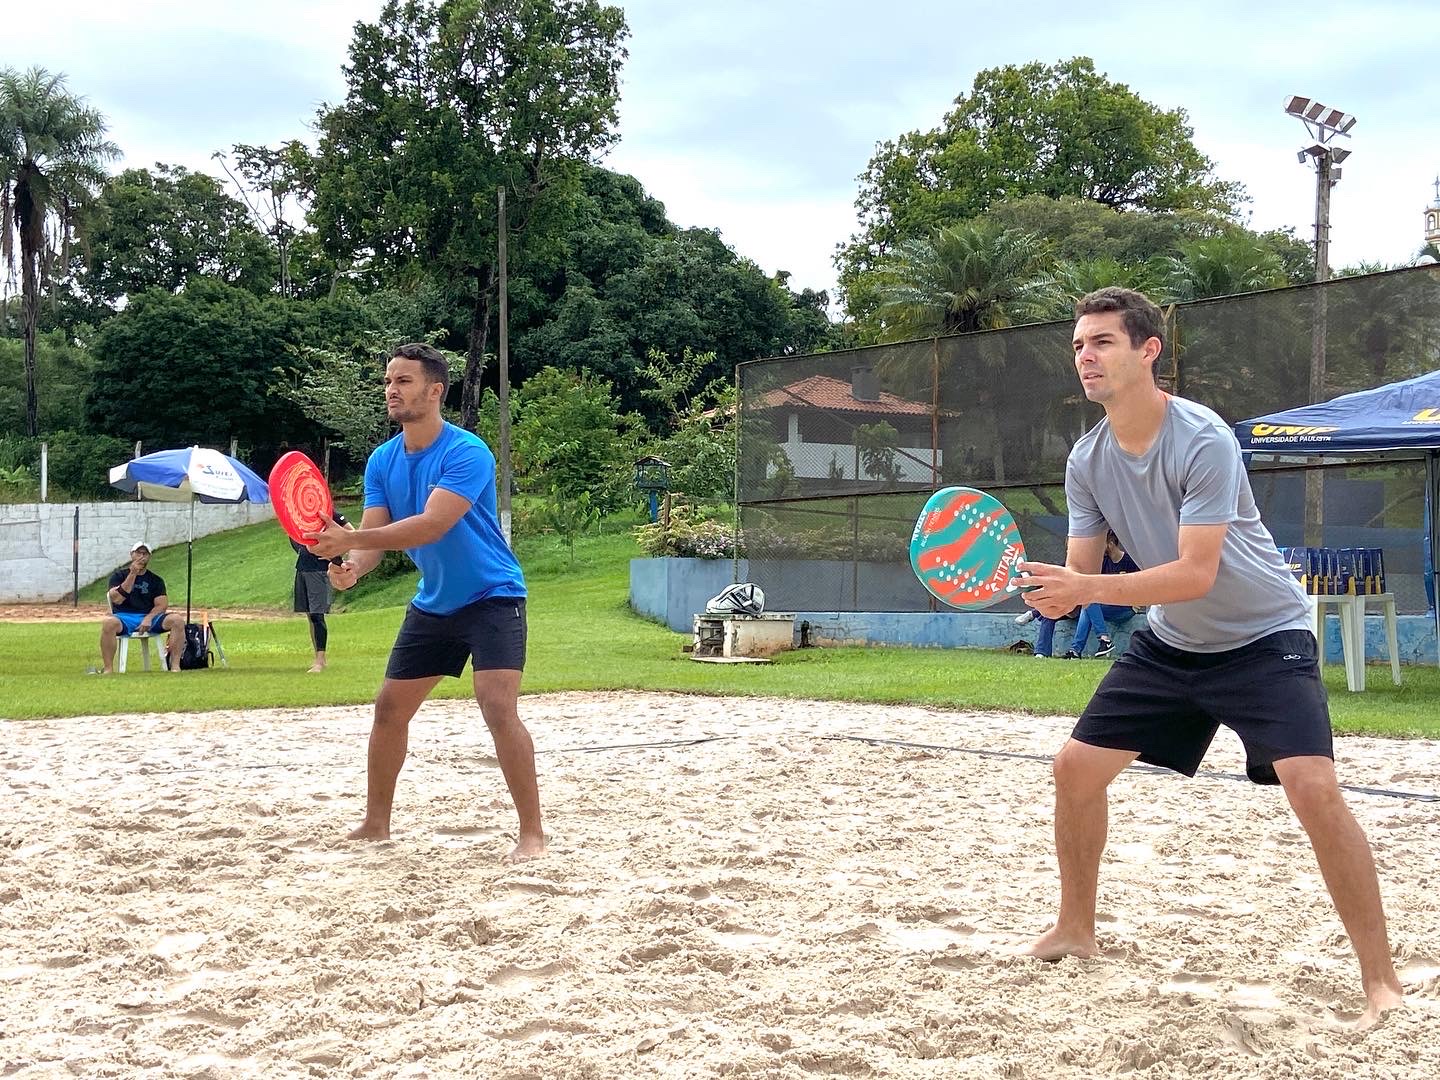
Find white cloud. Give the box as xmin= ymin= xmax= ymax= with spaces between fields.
xmin=12 ymin=0 xmax=1440 ymax=304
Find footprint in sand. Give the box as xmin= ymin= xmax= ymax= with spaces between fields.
xmin=153 ymin=931 xmax=207 ymax=958
xmin=709 ymin=925 xmax=775 ymax=949
xmin=487 ymin=960 xmax=569 ymax=987
xmin=433 ymin=825 xmax=503 ymax=847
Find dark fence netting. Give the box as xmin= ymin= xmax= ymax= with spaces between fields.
xmin=737 ymin=264 xmax=1440 ymax=613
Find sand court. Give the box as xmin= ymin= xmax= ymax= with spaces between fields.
xmin=2 ymin=691 xmax=1439 ymax=1078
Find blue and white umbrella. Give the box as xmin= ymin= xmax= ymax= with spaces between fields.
xmin=109 ymin=446 xmax=269 ymax=504
xmin=108 ymin=446 xmax=271 ymax=621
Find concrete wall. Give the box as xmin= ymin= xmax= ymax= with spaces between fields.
xmin=629 ymin=556 xmax=1440 ymax=664
xmin=0 ymin=501 xmax=276 ymax=602
xmin=630 ymin=557 xmax=750 ymax=633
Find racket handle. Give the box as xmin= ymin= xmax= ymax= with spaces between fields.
xmin=328 ymin=510 xmax=350 ymax=567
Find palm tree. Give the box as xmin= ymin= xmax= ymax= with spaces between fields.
xmin=1048 ymin=255 xmax=1164 ymax=318
xmin=0 ymin=67 xmax=117 ymax=436
xmin=1159 ymin=233 xmax=1288 ymax=302
xmin=870 ymin=222 xmax=1062 ymax=485
xmin=871 ymin=221 xmax=1059 ymax=341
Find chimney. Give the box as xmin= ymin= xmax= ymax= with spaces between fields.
xmin=851 ymin=366 xmax=879 ymax=402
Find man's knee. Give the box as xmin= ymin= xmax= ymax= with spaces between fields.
xmin=1051 ymin=740 xmax=1132 ymax=796
xmin=101 ymin=616 xmax=121 ymax=635
xmin=1276 ymin=756 xmax=1345 ymax=819
xmin=374 ymin=679 xmax=434 ymax=727
xmin=474 ymin=679 xmax=522 ymax=730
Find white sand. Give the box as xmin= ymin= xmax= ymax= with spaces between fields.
xmin=2 ymin=691 xmax=1438 ymax=1078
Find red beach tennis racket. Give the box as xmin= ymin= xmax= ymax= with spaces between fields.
xmin=909 ymin=487 xmax=1031 ymax=610
xmin=268 ymin=451 xmax=349 ymax=565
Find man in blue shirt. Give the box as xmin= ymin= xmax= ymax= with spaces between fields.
xmin=308 ymin=343 xmax=543 ymax=863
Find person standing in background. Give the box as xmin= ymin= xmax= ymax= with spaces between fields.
xmin=292 ymin=537 xmax=333 ymax=673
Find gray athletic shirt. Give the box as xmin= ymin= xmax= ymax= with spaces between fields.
xmin=1065 ymin=395 xmax=1310 ymax=653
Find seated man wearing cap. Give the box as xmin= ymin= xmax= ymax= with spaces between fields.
xmin=98 ymin=543 xmax=184 ymax=673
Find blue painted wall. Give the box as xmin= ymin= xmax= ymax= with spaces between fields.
xmin=629 ymin=558 xmax=1439 ymax=664
xmin=629 ymin=557 xmax=749 ymax=633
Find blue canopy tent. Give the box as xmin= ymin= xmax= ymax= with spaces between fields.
xmin=1235 ymin=369 xmax=1440 ymax=665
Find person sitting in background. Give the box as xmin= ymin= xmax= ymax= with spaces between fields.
xmin=1063 ymin=531 xmax=1141 ymax=659
xmin=1016 ymin=604 xmax=1081 ymax=658
xmin=98 ymin=542 xmax=183 ymax=673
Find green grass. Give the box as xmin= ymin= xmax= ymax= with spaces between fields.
xmin=7 ymin=513 xmax=1440 ymax=739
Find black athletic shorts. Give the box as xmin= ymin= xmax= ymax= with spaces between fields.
xmin=293 ymin=570 xmax=332 ymax=615
xmin=1072 ymin=627 xmax=1333 ymax=785
xmin=385 ymin=596 xmax=527 ymax=680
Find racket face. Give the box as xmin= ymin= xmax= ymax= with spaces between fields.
xmin=268 ymin=451 xmax=335 ymax=544
xmin=909 ymin=487 xmax=1027 ymax=610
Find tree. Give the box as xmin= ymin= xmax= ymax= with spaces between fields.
xmin=639 ymin=346 xmax=734 ymax=501
xmin=0 ymin=66 xmax=118 ymax=435
xmin=976 ymin=195 xmax=1231 ymax=266
xmin=83 ymin=279 xmax=346 ymax=456
xmin=280 ymin=327 xmax=463 ymax=459
xmin=1159 ymin=233 xmax=1288 ymax=302
xmin=77 ymin=164 xmax=276 ymax=307
xmin=838 ymin=57 xmax=1244 ymax=322
xmin=309 ymin=0 xmax=629 ymax=431
xmin=213 ymin=142 xmax=313 ymax=298
xmin=511 ymin=364 xmax=639 ymax=509
xmin=870 ymin=222 xmax=1059 ymax=341
xmin=0 ymin=329 xmax=94 ymax=433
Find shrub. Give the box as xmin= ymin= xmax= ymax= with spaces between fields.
xmin=634 ymin=500 xmax=742 ymax=559
xmin=43 ymin=431 xmax=134 ymax=501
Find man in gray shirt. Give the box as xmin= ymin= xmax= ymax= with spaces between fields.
xmin=1018 ymin=287 xmax=1403 ymax=1027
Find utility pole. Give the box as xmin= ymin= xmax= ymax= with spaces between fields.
xmin=1284 ymin=96 xmax=1354 ymax=546
xmin=497 ymin=186 xmax=513 ymax=546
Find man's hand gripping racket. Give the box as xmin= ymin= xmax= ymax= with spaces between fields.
xmin=268 ymin=451 xmax=351 ymax=566
xmin=909 ymin=487 xmax=1036 ymax=610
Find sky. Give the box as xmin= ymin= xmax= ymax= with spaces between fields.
xmin=9 ymin=0 xmax=1440 ymax=307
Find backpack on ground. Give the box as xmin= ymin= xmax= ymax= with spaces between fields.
xmin=178 ymin=622 xmax=214 ymax=670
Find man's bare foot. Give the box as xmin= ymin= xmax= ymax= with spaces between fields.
xmin=346 ymin=822 xmax=390 ymax=841
xmin=1354 ymin=985 xmax=1405 ymax=1031
xmin=306 ymin=664 xmax=325 ymax=674
xmin=504 ymin=834 xmax=547 ymax=864
xmin=1024 ymin=926 xmax=1100 ymax=961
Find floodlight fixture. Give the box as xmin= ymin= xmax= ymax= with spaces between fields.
xmin=1282 ymin=95 xmax=1358 ymax=286
xmin=1283 ymin=95 xmax=1356 ymax=146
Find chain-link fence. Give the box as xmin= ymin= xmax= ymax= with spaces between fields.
xmin=738 ymin=265 xmax=1440 ymax=615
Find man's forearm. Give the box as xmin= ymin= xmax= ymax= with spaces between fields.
xmin=1088 ymin=561 xmax=1216 ymax=607
xmin=343 ymin=514 xmax=447 ymax=551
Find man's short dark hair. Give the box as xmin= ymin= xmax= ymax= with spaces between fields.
xmin=391 ymin=343 xmax=450 ymax=395
xmin=1074 ymin=287 xmax=1166 ymax=352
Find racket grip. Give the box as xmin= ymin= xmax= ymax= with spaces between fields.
xmin=328 ymin=510 xmax=350 ymax=567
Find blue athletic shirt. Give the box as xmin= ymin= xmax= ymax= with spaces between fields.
xmin=364 ymin=422 xmax=526 ymax=615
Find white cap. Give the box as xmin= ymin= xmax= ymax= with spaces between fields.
xmin=130 ymin=541 xmax=151 ymax=553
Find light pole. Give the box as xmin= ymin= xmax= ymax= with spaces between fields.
xmin=1285 ymin=96 xmax=1355 ymax=545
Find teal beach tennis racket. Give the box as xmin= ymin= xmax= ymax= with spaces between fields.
xmin=910 ymin=487 xmax=1030 ymax=610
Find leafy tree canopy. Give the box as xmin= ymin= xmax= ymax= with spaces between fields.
xmin=308 ymin=0 xmax=630 ymax=429
xmin=77 ymin=164 xmax=276 ymax=308
xmin=838 ymin=57 xmax=1246 ymax=321
xmin=83 ymin=278 xmax=372 ymax=459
